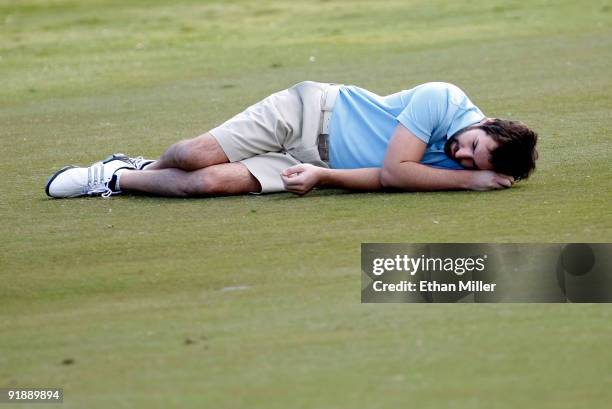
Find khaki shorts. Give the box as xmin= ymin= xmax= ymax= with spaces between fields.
xmin=210 ymin=81 xmax=335 ymax=193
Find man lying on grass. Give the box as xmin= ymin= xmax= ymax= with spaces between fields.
xmin=46 ymin=81 xmax=538 ymax=198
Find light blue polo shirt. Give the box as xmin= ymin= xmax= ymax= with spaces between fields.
xmin=328 ymin=82 xmax=485 ymax=169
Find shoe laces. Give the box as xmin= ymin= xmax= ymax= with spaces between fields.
xmin=130 ymin=156 xmax=147 ymax=169
xmin=87 ymin=163 xmax=114 ymax=198
xmin=128 ymin=155 xmax=155 ymax=170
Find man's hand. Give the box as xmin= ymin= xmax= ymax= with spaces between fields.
xmin=281 ymin=164 xmax=323 ymax=195
xmin=469 ymin=170 xmax=514 ymax=191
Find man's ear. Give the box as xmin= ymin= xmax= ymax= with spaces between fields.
xmin=480 ymin=117 xmax=495 ymax=125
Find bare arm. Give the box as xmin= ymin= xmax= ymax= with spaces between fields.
xmin=319 ymin=168 xmax=382 ymax=191
xmin=380 ymin=123 xmax=513 ymax=191
xmin=281 ymin=165 xmax=381 ymax=195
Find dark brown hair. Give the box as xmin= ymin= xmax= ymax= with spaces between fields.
xmin=477 ymin=119 xmax=539 ymax=180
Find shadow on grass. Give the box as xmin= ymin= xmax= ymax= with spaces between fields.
xmin=39 ymin=183 xmax=526 ymax=205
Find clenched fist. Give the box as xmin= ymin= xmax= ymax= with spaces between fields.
xmin=280 ymin=164 xmax=324 ymax=195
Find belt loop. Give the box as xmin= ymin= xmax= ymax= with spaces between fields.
xmin=319 ymin=84 xmax=341 ymax=135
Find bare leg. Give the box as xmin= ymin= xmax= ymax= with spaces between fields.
xmin=146 ymin=132 xmax=230 ymax=171
xmin=119 ymin=163 xmax=261 ymax=197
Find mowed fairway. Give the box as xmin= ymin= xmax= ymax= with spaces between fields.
xmin=1 ymin=0 xmax=612 ymax=408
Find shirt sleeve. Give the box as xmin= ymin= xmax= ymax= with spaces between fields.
xmin=396 ymin=82 xmax=450 ymax=144
xmin=446 ymin=87 xmax=486 ymax=138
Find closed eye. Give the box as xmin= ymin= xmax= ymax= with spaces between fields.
xmin=473 ymin=137 xmax=481 ymax=170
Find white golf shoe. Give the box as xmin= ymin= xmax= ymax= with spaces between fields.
xmin=45 ymin=157 xmax=135 ymax=198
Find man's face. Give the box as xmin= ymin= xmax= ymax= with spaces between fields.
xmin=445 ymin=127 xmax=499 ymax=170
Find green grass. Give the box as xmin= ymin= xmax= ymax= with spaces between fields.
xmin=1 ymin=0 xmax=612 ymax=408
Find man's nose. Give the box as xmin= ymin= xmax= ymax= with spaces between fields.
xmin=456 ymin=147 xmax=472 ymax=159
